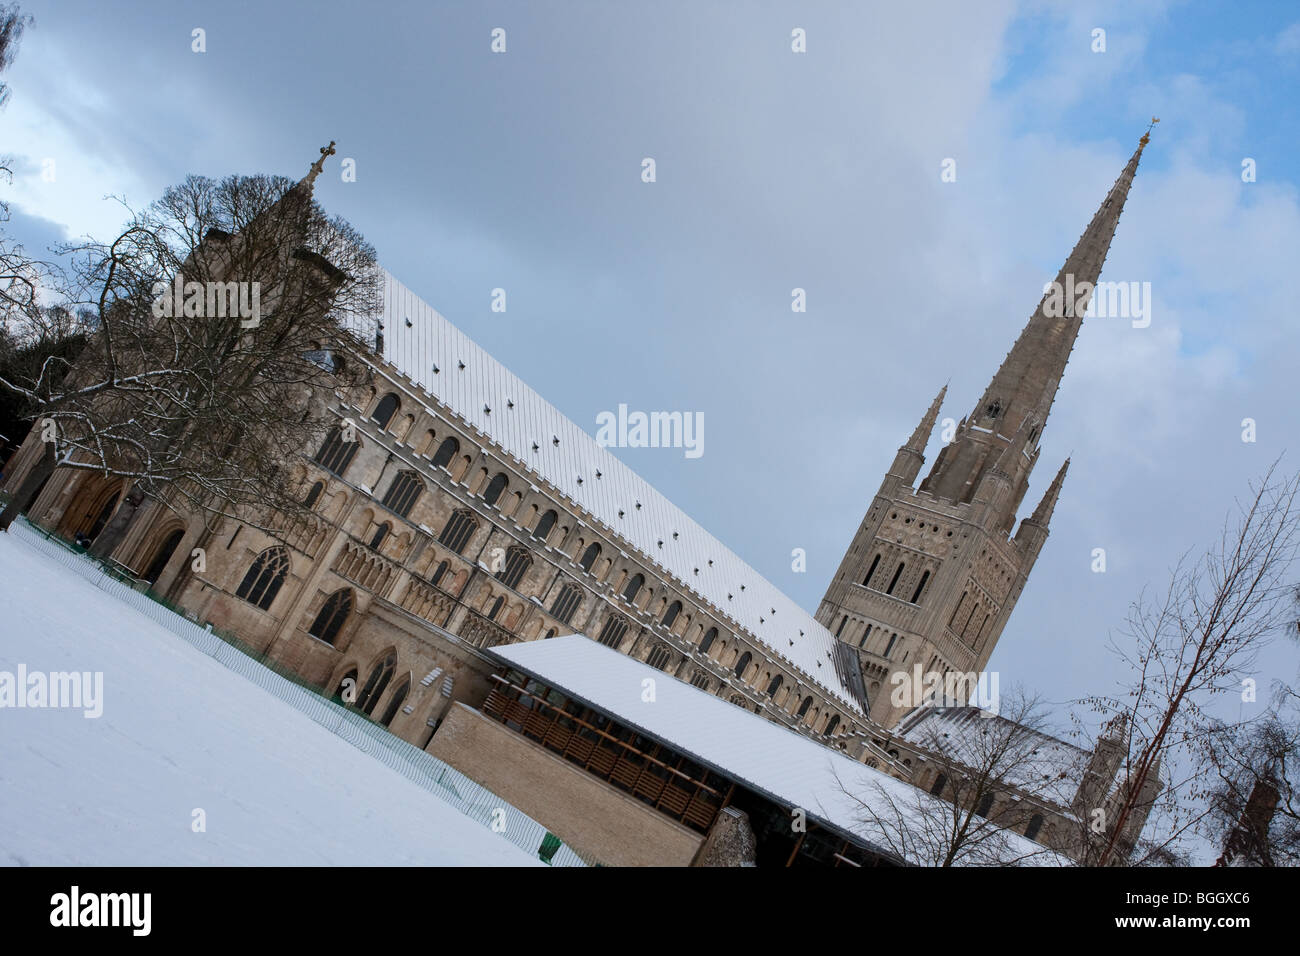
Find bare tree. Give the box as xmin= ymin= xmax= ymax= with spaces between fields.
xmin=0 ymin=2 xmax=30 ymax=110
xmin=1 ymin=2 xmax=42 ymax=328
xmin=0 ymin=161 xmax=381 ymax=552
xmin=837 ymin=688 xmax=1066 ymax=866
xmin=1079 ymin=463 xmax=1300 ymax=866
xmin=1203 ymin=683 xmax=1300 ymax=866
xmin=0 ymin=155 xmax=52 ymax=331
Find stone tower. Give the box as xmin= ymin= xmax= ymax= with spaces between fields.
xmin=816 ymin=132 xmax=1150 ymax=728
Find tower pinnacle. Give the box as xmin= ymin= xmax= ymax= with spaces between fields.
xmin=906 ymin=384 xmax=947 ymax=452
xmin=1028 ymin=457 xmax=1069 ymax=526
xmin=889 ymin=384 xmax=948 ymax=485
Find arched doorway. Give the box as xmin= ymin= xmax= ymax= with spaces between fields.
xmin=141 ymin=527 xmax=185 ymax=586
xmin=59 ymin=478 xmax=124 ymax=542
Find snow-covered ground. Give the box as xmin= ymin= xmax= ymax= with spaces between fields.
xmin=0 ymin=529 xmax=538 ymax=866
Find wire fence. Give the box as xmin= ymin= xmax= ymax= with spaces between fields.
xmin=7 ymin=516 xmax=590 ymax=867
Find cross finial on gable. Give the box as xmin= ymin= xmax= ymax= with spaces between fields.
xmin=303 ymin=140 xmax=337 ymax=187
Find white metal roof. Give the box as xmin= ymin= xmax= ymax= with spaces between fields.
xmin=897 ymin=707 xmax=1091 ymax=809
xmin=377 ymin=269 xmax=864 ymax=712
xmin=489 ymin=635 xmax=1070 ymax=866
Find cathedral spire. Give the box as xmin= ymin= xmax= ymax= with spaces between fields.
xmin=817 ymin=134 xmax=1150 ymax=729
xmin=973 ymin=130 xmax=1149 ymax=444
xmin=921 ymin=128 xmax=1149 ymax=505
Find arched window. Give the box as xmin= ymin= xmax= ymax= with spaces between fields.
xmin=949 ymin=591 xmax=968 ymax=627
xmin=235 ymin=547 xmax=288 ymax=611
xmin=429 ymin=560 xmax=449 ymax=587
xmin=622 ymin=573 xmax=644 ymax=604
xmin=824 ymin=715 xmax=840 ymax=735
xmin=379 ymin=677 xmax=410 ymax=727
xmin=886 ymin=562 xmax=906 ymax=596
xmin=766 ymin=675 xmax=783 ymax=697
xmin=487 ymin=596 xmax=504 ymax=621
xmin=690 ymin=672 xmax=711 ymax=691
xmin=304 ymin=481 xmax=324 ymax=509
xmin=430 ymin=437 xmax=459 ymax=470
xmin=371 ymin=392 xmax=400 ymax=430
xmin=356 ymin=653 xmax=397 ymax=715
xmin=1025 ymin=813 xmax=1045 ymax=842
xmin=142 ymin=528 xmax=185 ymax=586
xmin=544 ymin=629 xmax=556 ymax=639
xmin=496 ymin=546 xmax=532 ymax=590
xmin=835 ymin=615 xmax=848 ymax=638
xmin=381 ymin=470 xmax=423 ymax=518
xmin=369 ymin=522 xmax=390 ymax=550
xmin=483 ymin=473 xmax=509 ymax=507
xmin=975 ymin=791 xmax=995 ymax=818
xmin=699 ymin=627 xmax=718 ymax=654
xmin=646 ymin=646 xmax=672 ymax=671
xmin=862 ymin=553 xmax=881 ymax=587
xmin=314 ymin=425 xmax=359 ymax=477
xmin=929 ymin=773 xmax=947 ymax=796
xmin=734 ymin=651 xmax=752 ymax=679
xmin=883 ymin=634 xmax=898 ymax=658
xmin=438 ymin=509 xmax=478 ymax=554
xmin=858 ymin=623 xmax=874 ymax=648
xmin=579 ymin=543 xmax=601 ymax=573
xmin=910 ymin=570 xmax=931 ymax=604
xmin=533 ymin=509 xmax=558 ymax=542
xmin=309 ymin=588 xmax=353 ymax=645
xmin=597 ymin=615 xmax=628 ymax=649
xmin=661 ymin=601 xmax=682 ymax=629
xmin=551 ymin=583 xmax=583 ymax=626
xmin=797 ymin=696 xmax=813 ymax=719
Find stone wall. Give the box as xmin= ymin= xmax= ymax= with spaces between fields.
xmin=428 ymin=703 xmax=704 ymax=867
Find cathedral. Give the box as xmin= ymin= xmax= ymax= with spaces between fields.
xmin=0 ymin=132 xmax=1157 ymax=865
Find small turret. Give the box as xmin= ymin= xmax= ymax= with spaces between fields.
xmin=1073 ymin=714 xmax=1127 ymax=819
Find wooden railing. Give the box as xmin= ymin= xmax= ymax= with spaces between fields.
xmin=483 ymin=680 xmax=725 ymax=832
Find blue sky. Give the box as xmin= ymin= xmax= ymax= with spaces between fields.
xmin=3 ymin=0 xmax=1298 ymax=760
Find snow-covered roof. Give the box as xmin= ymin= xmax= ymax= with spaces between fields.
xmin=896 ymin=706 xmax=1091 ymax=809
xmin=378 ymin=269 xmax=864 ymax=713
xmin=488 ymin=635 xmax=1070 ymax=866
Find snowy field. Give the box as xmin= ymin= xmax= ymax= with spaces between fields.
xmin=0 ymin=529 xmax=538 ymax=866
